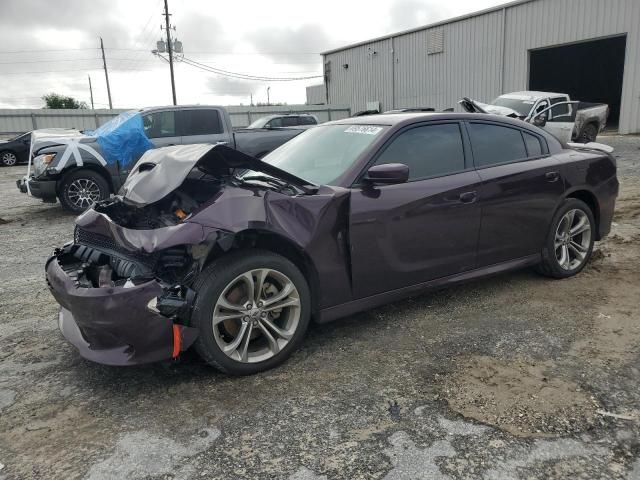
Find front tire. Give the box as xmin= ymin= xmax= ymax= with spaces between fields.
xmin=538 ymin=198 xmax=595 ymax=278
xmin=58 ymin=169 xmax=110 ymax=213
xmin=191 ymin=250 xmax=311 ymax=375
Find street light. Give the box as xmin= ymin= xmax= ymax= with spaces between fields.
xmin=267 ymin=86 xmax=271 ymax=105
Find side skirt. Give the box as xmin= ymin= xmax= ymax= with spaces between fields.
xmin=317 ymin=254 xmax=541 ymax=324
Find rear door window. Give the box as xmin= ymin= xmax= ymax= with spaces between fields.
xmin=468 ymin=123 xmax=528 ymax=167
xmin=281 ymin=117 xmax=298 ymax=127
xmin=374 ymin=123 xmax=466 ymax=180
xmin=299 ymin=116 xmax=317 ymax=125
xmin=143 ymin=111 xmax=177 ymax=138
xmin=549 ymin=97 xmax=572 ymax=121
xmin=180 ymin=109 xmax=223 ymax=136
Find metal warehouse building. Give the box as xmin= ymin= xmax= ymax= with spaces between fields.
xmin=312 ymin=0 xmax=640 ymax=134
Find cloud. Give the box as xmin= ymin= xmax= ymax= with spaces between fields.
xmin=387 ymin=0 xmax=452 ymax=32
xmin=205 ymin=76 xmax=261 ymax=96
xmin=244 ymin=24 xmax=332 ymax=63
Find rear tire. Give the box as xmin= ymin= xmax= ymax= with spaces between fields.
xmin=579 ymin=123 xmax=598 ymax=143
xmin=58 ymin=169 xmax=110 ymax=213
xmin=537 ymin=198 xmax=595 ymax=279
xmin=1 ymin=151 xmax=17 ymax=166
xmin=191 ymin=250 xmax=311 ymax=375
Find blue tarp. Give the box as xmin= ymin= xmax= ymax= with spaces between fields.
xmin=90 ymin=111 xmax=154 ymax=168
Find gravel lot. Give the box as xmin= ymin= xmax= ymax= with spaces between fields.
xmin=1 ymin=135 xmax=639 ymax=479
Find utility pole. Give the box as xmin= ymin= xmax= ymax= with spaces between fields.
xmin=163 ymin=0 xmax=177 ymax=105
xmin=100 ymin=37 xmax=113 ymax=109
xmin=267 ymin=86 xmax=271 ymax=105
xmin=88 ymin=74 xmax=95 ymax=110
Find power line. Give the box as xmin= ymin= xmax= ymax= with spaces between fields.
xmin=0 ymin=48 xmax=99 ymax=54
xmin=180 ymin=56 xmax=322 ymax=81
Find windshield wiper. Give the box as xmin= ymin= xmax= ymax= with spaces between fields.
xmin=237 ymin=174 xmax=317 ymax=195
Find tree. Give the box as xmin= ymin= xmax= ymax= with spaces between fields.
xmin=42 ymin=93 xmax=88 ymax=109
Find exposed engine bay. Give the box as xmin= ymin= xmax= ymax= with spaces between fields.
xmin=95 ymin=170 xmax=226 ymax=229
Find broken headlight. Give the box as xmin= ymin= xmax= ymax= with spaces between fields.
xmin=32 ymin=153 xmax=56 ymax=176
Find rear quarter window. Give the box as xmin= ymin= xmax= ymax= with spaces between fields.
xmin=523 ymin=131 xmax=544 ymax=157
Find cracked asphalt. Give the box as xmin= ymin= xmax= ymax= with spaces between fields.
xmin=1 ymin=135 xmax=639 ymax=479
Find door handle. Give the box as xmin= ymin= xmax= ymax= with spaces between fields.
xmin=545 ymin=171 xmax=559 ymax=182
xmin=459 ymin=191 xmax=477 ymax=204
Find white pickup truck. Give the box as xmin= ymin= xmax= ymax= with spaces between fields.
xmin=460 ymin=91 xmax=609 ymax=144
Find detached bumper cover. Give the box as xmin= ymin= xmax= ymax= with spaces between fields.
xmin=45 ymin=253 xmax=198 ymax=366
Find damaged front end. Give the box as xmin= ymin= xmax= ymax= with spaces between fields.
xmin=44 ymin=144 xmax=268 ymax=365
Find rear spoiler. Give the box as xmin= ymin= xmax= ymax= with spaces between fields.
xmin=567 ymin=142 xmax=614 ymax=154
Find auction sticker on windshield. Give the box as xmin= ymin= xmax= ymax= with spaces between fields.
xmin=344 ymin=125 xmax=383 ymax=135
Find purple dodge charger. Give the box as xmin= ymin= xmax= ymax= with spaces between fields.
xmin=46 ymin=113 xmax=618 ymax=375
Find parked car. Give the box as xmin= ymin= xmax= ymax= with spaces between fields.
xmin=0 ymin=131 xmax=30 ymax=166
xmin=46 ymin=113 xmax=618 ymax=374
xmin=16 ymin=105 xmax=305 ymax=213
xmin=459 ymin=91 xmax=609 ymax=143
xmin=247 ymin=113 xmax=318 ymax=129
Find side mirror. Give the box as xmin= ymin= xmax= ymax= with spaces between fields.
xmin=365 ymin=163 xmax=409 ymax=185
xmin=532 ymin=113 xmax=547 ymax=128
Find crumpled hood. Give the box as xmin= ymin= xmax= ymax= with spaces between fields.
xmin=459 ymin=97 xmax=522 ymax=118
xmin=120 ymin=143 xmax=316 ymax=206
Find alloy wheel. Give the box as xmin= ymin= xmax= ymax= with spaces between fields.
xmin=1 ymin=152 xmax=17 ymax=166
xmin=212 ymin=268 xmax=301 ymax=363
xmin=67 ymin=178 xmax=102 ymax=209
xmin=554 ymin=209 xmax=591 ymax=270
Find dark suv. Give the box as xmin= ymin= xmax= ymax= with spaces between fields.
xmin=46 ymin=113 xmax=618 ymax=375
xmin=247 ymin=114 xmax=318 ymax=129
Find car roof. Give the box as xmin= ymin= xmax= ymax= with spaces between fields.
xmin=325 ymin=112 xmax=557 ymax=135
xmin=499 ymin=91 xmax=567 ymax=100
xmin=138 ymin=105 xmax=225 ymax=112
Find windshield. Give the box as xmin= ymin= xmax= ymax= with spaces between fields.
xmin=258 ymin=124 xmax=387 ymax=185
xmin=8 ymin=132 xmax=29 ymax=142
xmin=491 ymin=97 xmax=535 ymax=116
xmin=247 ymin=117 xmax=269 ymax=129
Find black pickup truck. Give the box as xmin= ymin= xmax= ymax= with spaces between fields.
xmin=17 ymin=105 xmax=306 ymax=212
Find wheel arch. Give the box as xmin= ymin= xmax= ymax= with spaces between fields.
xmin=56 ymin=164 xmax=114 ymax=195
xmin=203 ymin=228 xmax=322 ymax=319
xmin=564 ymin=188 xmax=601 ymax=239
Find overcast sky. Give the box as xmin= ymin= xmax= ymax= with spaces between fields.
xmin=0 ymin=0 xmax=509 ymax=109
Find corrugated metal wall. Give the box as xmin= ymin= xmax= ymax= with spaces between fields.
xmin=324 ymin=0 xmax=640 ymax=133
xmin=0 ymin=109 xmax=126 ymax=133
xmin=306 ymin=84 xmax=326 ymax=104
xmin=502 ymin=0 xmax=640 ymax=134
xmin=0 ymin=105 xmax=352 ymax=134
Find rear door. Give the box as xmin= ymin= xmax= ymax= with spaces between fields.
xmin=178 ymin=108 xmax=229 ymax=145
xmin=349 ymin=122 xmax=483 ymax=298
xmin=467 ymin=121 xmax=565 ymax=266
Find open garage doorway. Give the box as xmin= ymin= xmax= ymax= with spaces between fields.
xmin=529 ymin=35 xmax=626 ymax=130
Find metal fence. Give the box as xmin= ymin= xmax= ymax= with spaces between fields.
xmin=0 ymin=105 xmax=352 ymax=135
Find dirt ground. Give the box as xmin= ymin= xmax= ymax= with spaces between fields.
xmin=0 ymin=135 xmax=639 ymax=479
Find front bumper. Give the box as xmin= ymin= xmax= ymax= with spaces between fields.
xmin=45 ymin=252 xmax=198 ymax=366
xmin=16 ymin=176 xmax=57 ymax=201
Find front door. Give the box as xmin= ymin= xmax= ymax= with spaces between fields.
xmin=349 ymin=122 xmax=482 ymax=299
xmin=543 ymin=97 xmax=575 ymax=143
xmin=119 ymin=110 xmax=181 ymax=182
